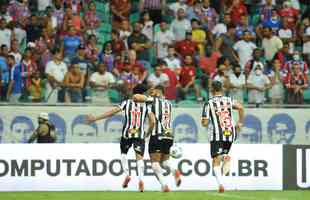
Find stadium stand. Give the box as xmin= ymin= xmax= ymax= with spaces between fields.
xmin=0 ymin=0 xmax=309 ymax=105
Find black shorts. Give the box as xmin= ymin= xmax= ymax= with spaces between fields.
xmin=210 ymin=141 xmax=232 ymax=158
xmin=120 ymin=137 xmax=145 ymax=156
xmin=148 ymin=136 xmax=173 ymax=155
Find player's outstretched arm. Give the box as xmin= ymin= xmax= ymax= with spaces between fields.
xmin=233 ymin=101 xmax=245 ymax=132
xmin=132 ymin=94 xmax=148 ymax=102
xmin=86 ymin=107 xmax=122 ymax=124
xmin=133 ymin=94 xmax=155 ymax=103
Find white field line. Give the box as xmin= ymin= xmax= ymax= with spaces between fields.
xmin=208 ymin=192 xmax=261 ymax=200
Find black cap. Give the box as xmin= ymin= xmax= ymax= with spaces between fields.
xmin=133 ymin=84 xmax=147 ymax=95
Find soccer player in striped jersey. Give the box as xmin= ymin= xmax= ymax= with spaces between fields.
xmin=133 ymin=85 xmax=181 ymax=192
xmin=86 ymin=85 xmax=155 ymax=192
xmin=201 ymin=81 xmax=244 ymax=193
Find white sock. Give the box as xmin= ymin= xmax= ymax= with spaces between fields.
xmin=121 ymin=154 xmax=129 ymax=176
xmin=152 ymin=162 xmax=166 ymax=187
xmin=162 ymin=160 xmax=177 ymax=176
xmin=213 ymin=166 xmax=223 ymax=186
xmin=137 ymin=160 xmax=144 ymax=181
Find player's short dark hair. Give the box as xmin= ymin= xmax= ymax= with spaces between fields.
xmin=211 ymin=81 xmax=223 ymax=92
xmin=155 ymin=85 xmax=165 ymax=94
xmin=133 ymin=84 xmax=147 ymax=95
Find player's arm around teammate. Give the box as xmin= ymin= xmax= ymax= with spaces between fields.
xmin=86 ymin=107 xmax=122 ymax=124
xmin=133 ymin=86 xmax=182 ymax=192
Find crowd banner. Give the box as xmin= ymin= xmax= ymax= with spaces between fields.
xmin=283 ymin=145 xmax=310 ymax=190
xmin=0 ymin=106 xmax=310 ymax=144
xmin=0 ymin=144 xmax=283 ymax=191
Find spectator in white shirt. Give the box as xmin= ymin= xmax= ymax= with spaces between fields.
xmin=9 ymin=39 xmax=22 ymax=63
xmin=90 ymin=63 xmax=116 ymax=104
xmin=170 ymin=8 xmax=191 ymax=42
xmin=233 ymin=30 xmax=257 ymax=69
xmin=141 ymin=11 xmax=154 ymax=41
xmin=245 ymin=48 xmax=266 ymax=76
xmin=164 ymin=46 xmax=181 ymax=74
xmin=38 ymin=0 xmax=52 ymax=12
xmin=302 ymin=18 xmax=310 ymax=61
xmin=154 ymin=21 xmax=175 ymax=59
xmin=229 ymin=64 xmax=246 ymax=103
xmin=45 ymin=48 xmax=68 ymax=103
xmin=268 ymin=58 xmax=285 ymax=105
xmin=212 ymin=13 xmax=231 ymax=37
xmin=247 ymin=64 xmax=271 ymax=107
xmin=0 ymin=4 xmax=12 ymax=23
xmin=169 ymin=0 xmax=188 ymax=17
xmin=12 ymin=22 xmax=26 ymax=47
xmin=147 ymin=65 xmax=169 ymax=88
xmin=0 ymin=18 xmax=13 ymax=50
xmin=262 ymin=27 xmax=283 ymax=61
xmin=278 ymin=18 xmax=295 ymax=53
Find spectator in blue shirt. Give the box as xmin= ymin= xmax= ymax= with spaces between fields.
xmin=262 ymin=9 xmax=281 ymax=33
xmin=62 ymin=26 xmax=82 ymax=62
xmin=6 ymin=55 xmax=23 ymax=103
xmin=0 ymin=50 xmax=9 ymax=101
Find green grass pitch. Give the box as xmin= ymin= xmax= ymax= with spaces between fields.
xmin=0 ymin=191 xmax=309 ymax=200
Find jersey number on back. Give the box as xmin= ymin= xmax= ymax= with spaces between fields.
xmin=130 ymin=110 xmax=141 ymax=128
xmin=217 ymin=111 xmax=232 ymax=130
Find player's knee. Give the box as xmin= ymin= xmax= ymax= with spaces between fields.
xmin=151 ymin=162 xmax=161 ymax=173
xmin=161 ymin=160 xmax=170 ymax=169
xmin=212 ymin=156 xmax=222 ymax=166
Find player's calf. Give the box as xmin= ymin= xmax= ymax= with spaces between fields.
xmin=222 ymin=155 xmax=231 ymax=176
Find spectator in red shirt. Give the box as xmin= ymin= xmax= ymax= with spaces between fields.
xmin=199 ymin=47 xmax=221 ymax=77
xmin=199 ymin=47 xmax=221 ymax=90
xmin=285 ymin=62 xmax=309 ymax=104
xmin=284 ymin=51 xmax=309 ymax=76
xmin=279 ymin=1 xmax=300 ymax=29
xmin=113 ymin=50 xmax=148 ymax=83
xmin=228 ymin=0 xmax=247 ymax=25
xmin=177 ymin=55 xmax=202 ymax=102
xmin=274 ymin=42 xmax=291 ymax=70
xmin=175 ymin=31 xmax=198 ymax=59
xmin=111 ymin=29 xmax=125 ymax=57
xmin=157 ymin=59 xmax=178 ymax=100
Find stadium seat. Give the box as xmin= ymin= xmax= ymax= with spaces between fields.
xmin=304 ymin=88 xmax=310 ymax=103
xmin=130 ymin=12 xmax=140 ymax=23
xmin=108 ymin=89 xmax=122 ymax=103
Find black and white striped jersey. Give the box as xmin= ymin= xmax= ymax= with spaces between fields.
xmin=146 ymin=97 xmax=173 ymax=140
xmin=119 ymin=99 xmax=149 ymax=139
xmin=202 ymin=95 xmax=237 ymax=142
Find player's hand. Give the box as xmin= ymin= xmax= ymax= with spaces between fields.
xmin=236 ymin=122 xmax=243 ymax=132
xmin=85 ymin=115 xmax=97 ymax=124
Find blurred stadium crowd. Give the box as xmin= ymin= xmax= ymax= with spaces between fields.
xmin=0 ymin=0 xmax=309 ymax=106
